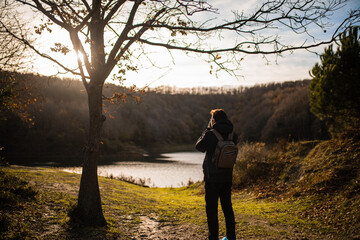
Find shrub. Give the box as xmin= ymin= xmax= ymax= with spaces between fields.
xmin=232 ymin=141 xmax=318 ymax=192
xmin=232 ymin=142 xmax=283 ymax=189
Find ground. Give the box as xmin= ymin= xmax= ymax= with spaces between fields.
xmin=1 ymin=166 xmax=356 ymax=239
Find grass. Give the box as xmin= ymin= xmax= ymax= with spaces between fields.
xmin=1 ymin=163 xmax=359 ymax=239
xmin=1 ymin=133 xmax=359 ymax=239
xmin=1 ymin=166 xmax=207 ymax=239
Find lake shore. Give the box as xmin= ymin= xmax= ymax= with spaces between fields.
xmin=62 ymin=151 xmax=204 ymax=188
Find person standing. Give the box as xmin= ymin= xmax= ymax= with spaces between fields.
xmin=196 ymin=109 xmax=237 ymax=240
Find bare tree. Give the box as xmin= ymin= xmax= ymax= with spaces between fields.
xmin=0 ymin=1 xmax=31 ymax=71
xmin=0 ymin=2 xmax=35 ymax=124
xmin=3 ymin=0 xmax=359 ymax=226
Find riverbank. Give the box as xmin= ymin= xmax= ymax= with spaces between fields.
xmin=1 ymin=165 xmax=358 ymax=239
xmin=63 ymin=151 xmax=204 ymax=188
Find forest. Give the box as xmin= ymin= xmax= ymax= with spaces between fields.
xmin=0 ymin=71 xmax=328 ymax=166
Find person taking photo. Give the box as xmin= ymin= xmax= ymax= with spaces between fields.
xmin=195 ymin=109 xmax=238 ymax=240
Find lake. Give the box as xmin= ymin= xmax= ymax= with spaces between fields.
xmin=63 ymin=151 xmax=205 ymax=188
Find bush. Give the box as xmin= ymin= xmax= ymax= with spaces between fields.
xmin=232 ymin=141 xmax=318 ymax=192
xmin=232 ymin=142 xmax=283 ymax=189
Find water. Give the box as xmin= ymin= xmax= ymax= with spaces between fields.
xmin=63 ymin=152 xmax=205 ymax=188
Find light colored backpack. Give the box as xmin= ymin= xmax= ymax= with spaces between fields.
xmin=210 ymin=129 xmax=238 ymax=168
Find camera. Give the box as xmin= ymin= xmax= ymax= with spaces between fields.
xmin=207 ymin=117 xmax=214 ymax=129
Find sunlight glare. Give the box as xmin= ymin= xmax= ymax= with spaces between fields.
xmin=33 ymin=27 xmax=79 ymax=78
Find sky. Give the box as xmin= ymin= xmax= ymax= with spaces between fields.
xmin=26 ymin=0 xmax=360 ymax=89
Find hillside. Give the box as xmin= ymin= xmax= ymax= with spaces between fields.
xmin=233 ymin=132 xmax=360 ymax=236
xmin=0 ymin=71 xmax=327 ymax=165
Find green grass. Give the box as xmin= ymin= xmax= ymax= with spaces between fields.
xmin=1 ymin=163 xmax=359 ymax=239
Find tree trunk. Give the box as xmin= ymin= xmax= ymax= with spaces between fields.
xmin=77 ymin=81 xmax=106 ymax=226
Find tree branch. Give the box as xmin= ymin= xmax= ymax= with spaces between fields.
xmin=29 ymin=0 xmax=71 ymax=30
xmin=103 ymin=0 xmax=127 ymax=25
xmin=81 ymin=0 xmax=91 ymax=12
xmin=105 ymin=0 xmax=145 ymax=76
xmin=63 ymin=0 xmax=84 ymax=22
xmin=76 ymin=53 xmax=89 ymax=91
xmin=135 ymin=37 xmax=337 ymax=55
xmin=9 ymin=0 xmax=359 ymax=86
xmin=133 ymin=0 xmax=344 ymax=36
xmin=2 ymin=19 xmax=85 ymax=77
xmin=69 ymin=30 xmax=93 ymax=77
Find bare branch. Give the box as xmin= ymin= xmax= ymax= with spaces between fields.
xmin=29 ymin=0 xmax=71 ymax=30
xmin=0 ymin=9 xmax=29 ymax=70
xmin=63 ymin=0 xmax=84 ymax=21
xmin=76 ymin=53 xmax=90 ymax=91
xmin=103 ymin=0 xmax=127 ymax=25
xmin=174 ymin=0 xmax=218 ymax=15
xmin=9 ymin=0 xmax=360 ymax=83
xmin=81 ymin=0 xmax=91 ymax=12
xmin=135 ymin=36 xmax=337 ymax=55
xmin=1 ymin=19 xmax=84 ymax=76
xmin=69 ymin=30 xmax=92 ymax=77
xmin=105 ymin=0 xmax=154 ymax=77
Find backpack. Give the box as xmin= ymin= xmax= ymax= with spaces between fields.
xmin=210 ymin=129 xmax=238 ymax=168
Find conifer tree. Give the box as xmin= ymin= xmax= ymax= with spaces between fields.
xmin=309 ymin=27 xmax=360 ymax=135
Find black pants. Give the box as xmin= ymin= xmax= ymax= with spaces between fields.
xmin=205 ymin=182 xmax=236 ymax=240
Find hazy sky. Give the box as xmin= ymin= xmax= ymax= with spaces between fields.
xmin=28 ymin=0 xmax=360 ymax=88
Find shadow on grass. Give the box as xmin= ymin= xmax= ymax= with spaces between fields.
xmin=65 ymin=204 xmax=121 ymax=240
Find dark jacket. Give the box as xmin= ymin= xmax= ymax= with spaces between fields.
xmin=195 ymin=119 xmax=238 ymax=183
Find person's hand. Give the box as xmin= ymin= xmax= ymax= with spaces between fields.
xmin=207 ymin=117 xmax=214 ymax=129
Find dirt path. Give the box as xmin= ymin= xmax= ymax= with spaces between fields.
xmin=131 ymin=215 xmax=201 ymax=240
xmin=130 ymin=214 xmax=325 ymax=240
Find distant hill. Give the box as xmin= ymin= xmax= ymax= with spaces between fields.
xmin=0 ymin=72 xmax=327 ymax=165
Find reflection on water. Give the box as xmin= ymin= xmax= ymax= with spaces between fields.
xmin=63 ymin=152 xmax=205 ymax=188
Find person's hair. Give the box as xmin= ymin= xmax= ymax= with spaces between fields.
xmin=210 ymin=109 xmax=228 ymax=122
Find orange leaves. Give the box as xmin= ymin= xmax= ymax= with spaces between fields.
xmin=169 ymin=17 xmax=190 ymax=37
xmin=134 ymin=96 xmax=141 ymax=103
xmin=50 ymin=43 xmax=70 ymax=55
xmin=170 ymin=30 xmax=187 ymax=37
xmin=177 ymin=17 xmax=189 ymax=27
xmin=180 ymin=30 xmax=187 ymax=36
xmin=126 ymin=64 xmax=138 ymax=72
xmin=209 ymin=54 xmax=222 ymax=74
xmin=103 ymin=106 xmax=115 ymax=120
xmin=103 ymin=86 xmax=143 ymax=106
xmin=113 ymin=92 xmax=128 ymax=103
xmin=102 ymin=85 xmax=144 ymax=122
xmin=34 ymin=20 xmax=53 ymax=35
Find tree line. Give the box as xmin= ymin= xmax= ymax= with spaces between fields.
xmin=0 ymin=71 xmax=327 ymax=165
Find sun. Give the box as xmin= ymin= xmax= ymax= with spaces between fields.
xmin=32 ymin=28 xmax=80 ymax=78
